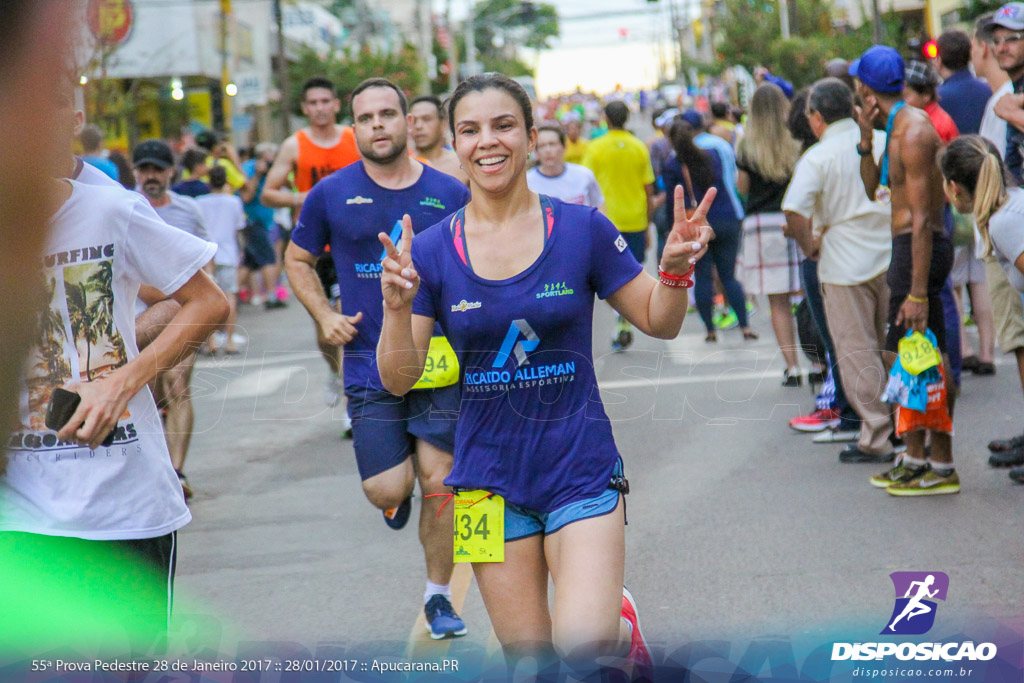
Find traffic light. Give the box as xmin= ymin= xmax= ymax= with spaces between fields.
xmin=908 ymin=37 xmax=938 ymax=60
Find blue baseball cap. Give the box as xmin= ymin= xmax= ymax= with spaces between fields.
xmin=848 ymin=46 xmax=905 ymax=93
xmin=983 ymin=3 xmax=1024 ymax=37
xmin=680 ymin=109 xmax=705 ymax=130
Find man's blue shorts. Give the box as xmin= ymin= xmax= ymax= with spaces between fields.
xmin=504 ymin=459 xmax=626 ymax=541
xmin=347 ymin=385 xmax=460 ymax=480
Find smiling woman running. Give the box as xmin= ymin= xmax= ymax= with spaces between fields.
xmin=376 ymin=73 xmax=714 ymax=678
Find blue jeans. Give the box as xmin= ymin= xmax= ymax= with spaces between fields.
xmin=694 ymin=218 xmax=748 ymax=333
xmin=801 ymin=259 xmax=860 ymax=431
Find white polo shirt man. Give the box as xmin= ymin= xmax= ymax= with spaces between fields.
xmin=783 ymin=82 xmax=895 ymax=459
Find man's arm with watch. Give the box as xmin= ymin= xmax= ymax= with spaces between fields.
xmin=855 ymin=101 xmax=882 ymax=200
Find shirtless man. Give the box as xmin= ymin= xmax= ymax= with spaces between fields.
xmin=407 ymin=95 xmax=468 ymax=183
xmin=260 ymin=77 xmax=360 ymax=426
xmin=851 ymin=46 xmax=959 ymax=496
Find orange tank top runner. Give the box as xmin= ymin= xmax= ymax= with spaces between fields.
xmin=294 ymin=127 xmax=361 ymax=192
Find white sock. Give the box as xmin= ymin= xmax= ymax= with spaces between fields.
xmin=902 ymin=454 xmax=927 ymax=468
xmin=425 ymin=581 xmax=451 ymax=603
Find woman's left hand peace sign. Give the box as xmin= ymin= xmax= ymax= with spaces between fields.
xmin=660 ymin=185 xmax=715 ymax=274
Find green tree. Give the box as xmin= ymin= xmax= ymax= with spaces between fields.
xmin=288 ymin=44 xmax=424 ymax=120
xmin=715 ymin=0 xmax=914 ymax=88
xmin=473 ymin=0 xmax=559 ymax=55
xmin=962 ymin=0 xmax=1004 ymax=21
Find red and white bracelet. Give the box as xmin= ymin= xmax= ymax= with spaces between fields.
xmin=658 ymin=265 xmax=695 ymax=288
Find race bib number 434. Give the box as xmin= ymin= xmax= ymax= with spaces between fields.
xmin=453 ymin=491 xmax=504 ymax=563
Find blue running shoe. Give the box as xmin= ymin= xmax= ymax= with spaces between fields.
xmin=382 ymin=495 xmax=412 ymax=530
xmin=424 ymin=594 xmax=467 ymax=639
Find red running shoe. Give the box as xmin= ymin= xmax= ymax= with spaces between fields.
xmin=788 ymin=408 xmax=840 ymax=433
xmin=621 ymin=586 xmax=653 ymax=680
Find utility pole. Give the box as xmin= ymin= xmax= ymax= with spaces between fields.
xmin=465 ymin=1 xmax=480 ymax=77
xmin=219 ymin=0 xmax=232 ymax=130
xmin=273 ymin=0 xmax=290 ymax=139
xmin=445 ymin=0 xmax=460 ymax=94
xmin=872 ymin=0 xmax=883 ymax=44
xmin=415 ymin=0 xmax=433 ymax=94
xmin=778 ymin=0 xmax=790 ymax=39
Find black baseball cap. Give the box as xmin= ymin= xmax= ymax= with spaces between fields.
xmin=195 ymin=130 xmax=219 ymax=152
xmin=132 ymin=139 xmax=174 ymax=169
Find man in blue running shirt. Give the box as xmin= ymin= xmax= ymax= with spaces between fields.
xmin=284 ymin=78 xmax=471 ymax=639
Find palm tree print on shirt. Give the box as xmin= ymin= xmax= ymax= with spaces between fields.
xmin=64 ymin=260 xmax=127 ymax=383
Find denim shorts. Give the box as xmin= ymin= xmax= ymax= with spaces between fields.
xmin=504 ymin=459 xmax=626 ymax=541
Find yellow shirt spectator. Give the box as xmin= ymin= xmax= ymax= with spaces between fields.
xmin=182 ymin=156 xmax=247 ymax=191
xmin=564 ymin=137 xmax=588 ymax=165
xmin=582 ymin=129 xmax=654 ymax=233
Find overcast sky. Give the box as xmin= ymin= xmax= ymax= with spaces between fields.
xmin=439 ymin=0 xmax=688 ymax=95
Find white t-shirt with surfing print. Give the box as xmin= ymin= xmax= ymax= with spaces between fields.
xmin=1 ymin=180 xmax=216 ymax=540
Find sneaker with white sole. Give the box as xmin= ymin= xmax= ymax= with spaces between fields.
xmin=886 ymin=468 xmax=960 ymax=496
xmin=812 ymin=428 xmax=859 ymax=444
xmin=324 ymin=374 xmax=343 ymax=408
xmin=621 ymin=586 xmax=654 ymax=679
xmin=870 ymin=459 xmax=927 ymax=489
xmin=789 ymin=408 xmax=840 ymax=433
xmin=424 ymin=594 xmax=467 ymax=639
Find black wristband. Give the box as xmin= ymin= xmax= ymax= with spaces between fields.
xmin=856 ymin=142 xmax=873 ymax=157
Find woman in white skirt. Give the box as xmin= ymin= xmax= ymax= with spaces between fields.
xmin=736 ymin=83 xmax=804 ymax=386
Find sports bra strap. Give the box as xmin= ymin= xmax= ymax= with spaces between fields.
xmin=450 ymin=196 xmax=556 ymax=272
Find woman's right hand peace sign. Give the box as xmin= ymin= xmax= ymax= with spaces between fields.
xmin=379 ymin=214 xmax=419 ymax=310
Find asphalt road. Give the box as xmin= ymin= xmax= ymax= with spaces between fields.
xmin=173 ymin=273 xmax=1024 ymax=673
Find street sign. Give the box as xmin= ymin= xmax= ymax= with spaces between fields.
xmin=87 ymin=0 xmax=135 ymax=46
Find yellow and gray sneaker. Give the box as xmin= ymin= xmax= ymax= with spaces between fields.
xmin=870 ymin=459 xmax=927 ymax=489
xmin=886 ymin=468 xmax=960 ymax=496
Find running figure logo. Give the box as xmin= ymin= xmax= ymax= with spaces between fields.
xmin=493 ymin=319 xmax=540 ymax=368
xmin=881 ymin=571 xmax=949 ymax=635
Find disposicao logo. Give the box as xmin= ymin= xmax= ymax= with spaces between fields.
xmin=493 ymin=319 xmax=540 ymax=368
xmin=831 ymin=571 xmax=997 ymax=663
xmin=882 ymin=571 xmax=947 ymax=635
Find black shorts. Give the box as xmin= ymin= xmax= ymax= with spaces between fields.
xmin=315 ymin=253 xmax=339 ymax=302
xmin=885 ymin=231 xmax=953 ymax=352
xmin=242 ymin=221 xmax=277 ymax=269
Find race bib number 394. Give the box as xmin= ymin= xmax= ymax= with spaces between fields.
xmin=453 ymin=491 xmax=504 ymax=563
